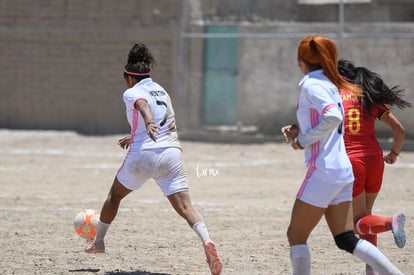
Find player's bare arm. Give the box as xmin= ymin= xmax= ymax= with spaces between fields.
xmin=381 ymin=112 xmax=405 ymax=164
xmin=135 ymin=99 xmax=159 ymax=142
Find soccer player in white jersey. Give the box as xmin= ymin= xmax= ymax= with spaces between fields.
xmin=85 ymin=43 xmax=222 ymax=275
xmin=281 ymin=35 xmax=403 ymax=275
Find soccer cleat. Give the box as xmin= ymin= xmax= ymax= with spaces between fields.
xmin=85 ymin=239 xmax=105 ymax=253
xmin=391 ymin=212 xmax=406 ymax=248
xmin=204 ymin=240 xmax=223 ymax=275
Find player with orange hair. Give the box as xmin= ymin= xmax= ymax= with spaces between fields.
xmin=281 ymin=35 xmax=403 ymax=274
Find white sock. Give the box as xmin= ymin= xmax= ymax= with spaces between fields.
xmin=290 ymin=244 xmax=311 ymax=275
xmin=353 ymin=239 xmax=403 ymax=275
xmin=94 ymin=220 xmax=110 ymax=242
xmin=192 ymin=222 xmax=211 ymax=243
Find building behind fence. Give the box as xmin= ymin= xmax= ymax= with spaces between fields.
xmin=1 ymin=0 xmax=413 ymax=140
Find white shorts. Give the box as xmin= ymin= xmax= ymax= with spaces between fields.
xmin=116 ymin=147 xmax=188 ymax=196
xmin=297 ymin=166 xmax=353 ymax=208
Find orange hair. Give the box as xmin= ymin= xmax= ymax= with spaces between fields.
xmin=298 ymin=35 xmax=362 ymax=97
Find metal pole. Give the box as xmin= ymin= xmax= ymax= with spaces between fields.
xmin=177 ymin=0 xmax=185 ymax=126
xmin=338 ymin=0 xmax=345 ymax=53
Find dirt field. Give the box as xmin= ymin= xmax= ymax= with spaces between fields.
xmin=0 ymin=129 xmax=413 ymax=275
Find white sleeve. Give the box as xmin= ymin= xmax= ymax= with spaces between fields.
xmin=297 ymin=107 xmax=342 ymax=147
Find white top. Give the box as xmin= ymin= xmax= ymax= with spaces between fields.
xmin=296 ymin=69 xmax=354 ymax=184
xmin=123 ymin=78 xmax=180 ymax=151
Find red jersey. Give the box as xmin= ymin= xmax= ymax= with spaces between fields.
xmin=340 ymin=89 xmax=389 ymax=158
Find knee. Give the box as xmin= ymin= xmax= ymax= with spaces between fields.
xmin=287 ymin=225 xmax=308 ymax=245
xmin=175 ymin=203 xmax=194 ymax=217
xmin=286 ymin=226 xmax=296 ymax=245
xmin=168 ymin=192 xmax=193 ymax=216
xmin=334 ymin=231 xmax=359 ymax=254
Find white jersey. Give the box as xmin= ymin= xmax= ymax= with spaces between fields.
xmin=123 ymin=78 xmax=180 ymax=151
xmin=296 ymin=69 xmax=353 ymax=184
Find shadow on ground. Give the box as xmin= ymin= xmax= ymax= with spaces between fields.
xmin=104 ymin=270 xmax=172 ymax=275
xmin=68 ymin=269 xmax=172 ymax=275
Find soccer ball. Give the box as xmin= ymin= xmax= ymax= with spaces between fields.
xmin=73 ymin=209 xmax=100 ymax=240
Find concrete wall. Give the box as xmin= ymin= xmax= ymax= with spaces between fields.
xmin=234 ymin=23 xmax=414 ymax=138
xmin=182 ymin=0 xmax=414 ymax=139
xmin=1 ymin=0 xmax=413 ymax=139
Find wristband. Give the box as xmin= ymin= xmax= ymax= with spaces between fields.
xmin=390 ymin=149 xmax=400 ymax=157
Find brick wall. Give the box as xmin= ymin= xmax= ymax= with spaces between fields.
xmin=0 ymin=0 xmax=179 ymax=134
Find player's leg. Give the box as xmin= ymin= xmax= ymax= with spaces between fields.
xmin=288 ymin=168 xmax=346 ymax=275
xmin=167 ymin=191 xmax=222 ymax=275
xmin=167 ymin=191 xmax=202 ymax=228
xmin=354 ymin=155 xmax=406 ymax=248
xmin=287 ymin=199 xmax=325 ymax=275
xmin=100 ymin=177 xmax=133 ymax=223
xmin=351 ymin=156 xmax=379 ymax=274
xmin=325 ymin=201 xmax=403 ymax=274
xmin=353 ymin=192 xmax=380 ymax=239
xmin=364 ymin=192 xmax=402 ymax=242
xmin=158 ymin=147 xmax=222 ymax=275
xmin=156 ymin=148 xmax=201 ymax=227
xmin=167 ymin=191 xmax=216 ymax=247
xmin=85 ymin=177 xmax=132 ymax=253
xmin=85 ymin=148 xmax=154 ymax=254
xmin=156 ymin=148 xmax=207 ymax=234
xmin=356 ymin=211 xmax=406 ymax=249
xmin=352 ymin=191 xmax=378 ymax=274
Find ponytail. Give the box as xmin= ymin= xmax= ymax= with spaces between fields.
xmin=298 ymin=36 xmax=362 ymax=97
xmin=124 ymin=43 xmax=156 ymax=78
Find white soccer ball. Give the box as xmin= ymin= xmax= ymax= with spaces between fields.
xmin=73 ymin=209 xmax=100 ymax=240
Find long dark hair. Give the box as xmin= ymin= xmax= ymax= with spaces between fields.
xmin=124 ymin=43 xmax=156 ymax=80
xmin=338 ymin=59 xmax=411 ymax=114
